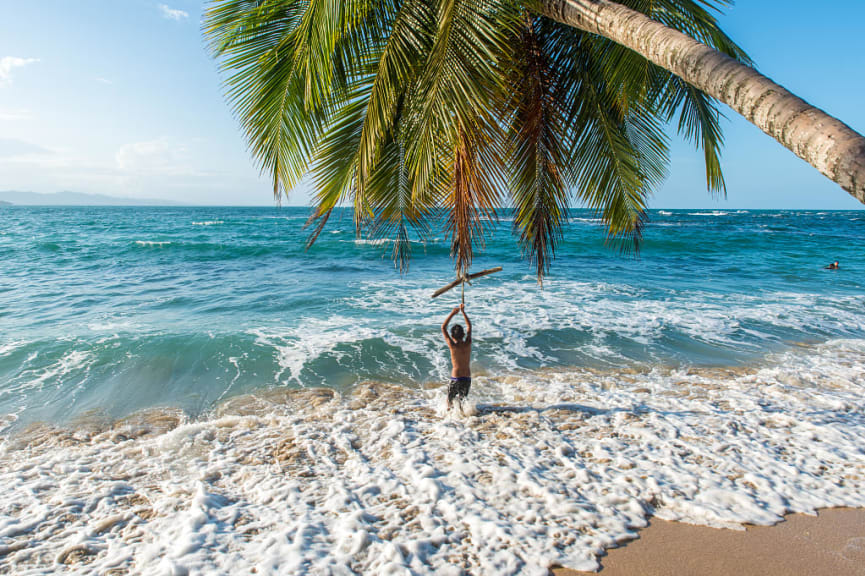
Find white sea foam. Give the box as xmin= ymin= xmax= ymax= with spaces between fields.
xmin=0 ymin=340 xmax=28 ymax=356
xmin=256 ymin=215 xmax=308 ymax=220
xmin=220 ymin=277 xmax=865 ymax=387
xmin=658 ymin=210 xmax=672 ymax=216
xmin=341 ymin=278 xmax=865 ymax=367
xmin=250 ymin=320 xmax=384 ymax=383
xmin=216 ymin=355 xmax=246 ymax=403
xmin=86 ymin=320 xmax=137 ymax=333
xmin=191 ymin=221 xmax=224 ymax=226
xmin=1 ymin=340 xmax=864 ymax=575
xmin=347 ymin=238 xmax=430 ymax=247
xmin=2 ymin=349 xmax=93 ymax=399
xmin=134 ymin=241 xmax=172 ymax=247
xmin=688 ymin=211 xmax=729 ymax=216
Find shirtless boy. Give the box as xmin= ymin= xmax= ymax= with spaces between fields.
xmin=442 ymin=303 xmax=472 ymax=410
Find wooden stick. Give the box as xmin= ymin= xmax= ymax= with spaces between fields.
xmin=431 ymin=267 xmax=503 ymax=299
xmin=431 ymin=277 xmax=464 ymax=299
xmin=466 ymin=266 xmax=503 ymax=282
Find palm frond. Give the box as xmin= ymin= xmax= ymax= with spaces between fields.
xmin=668 ymin=79 xmax=727 ymax=195
xmin=355 ymin=1 xmax=435 ymax=192
xmin=205 ymin=1 xmax=327 ymax=200
xmin=447 ymin=125 xmax=502 ymax=275
xmin=206 ymin=0 xmax=752 ymax=275
xmin=603 ymin=0 xmax=748 ymax=197
xmin=400 ymin=0 xmax=514 ymax=274
xmin=304 ymin=80 xmax=372 ymax=247
xmin=365 ymin=137 xmax=434 ymax=273
xmin=545 ymin=21 xmax=658 ymax=250
xmin=505 ymin=14 xmax=571 ymax=284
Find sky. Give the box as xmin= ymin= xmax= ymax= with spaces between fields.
xmin=0 ymin=0 xmax=863 ymax=209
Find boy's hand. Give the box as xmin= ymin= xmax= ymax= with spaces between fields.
xmin=452 ymin=306 xmax=460 ymax=313
xmin=459 ymin=303 xmax=465 ymax=311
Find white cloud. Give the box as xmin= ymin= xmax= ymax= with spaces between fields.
xmin=1 ymin=138 xmax=275 ymax=205
xmin=96 ymin=77 xmax=114 ymax=85
xmin=0 ymin=108 xmax=31 ymax=121
xmin=0 ymin=57 xmax=39 ymax=84
xmin=0 ymin=138 xmax=51 ymax=158
xmin=4 ymin=137 xmax=196 ymax=178
xmin=115 ymin=138 xmax=193 ymax=175
xmin=158 ymin=4 xmax=189 ymax=21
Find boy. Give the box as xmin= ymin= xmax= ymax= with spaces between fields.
xmin=442 ymin=303 xmax=472 ymax=410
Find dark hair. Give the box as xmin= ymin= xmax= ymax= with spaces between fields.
xmin=450 ymin=324 xmax=465 ymax=340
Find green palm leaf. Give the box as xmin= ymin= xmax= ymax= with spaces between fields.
xmin=205 ymin=0 xmax=750 ymax=279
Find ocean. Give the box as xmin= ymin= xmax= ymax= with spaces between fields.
xmin=1 ymin=206 xmax=864 ymax=574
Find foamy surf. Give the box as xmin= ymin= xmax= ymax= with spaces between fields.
xmin=2 ymin=340 xmax=864 ymax=575
xmin=133 ymin=240 xmax=172 ymax=247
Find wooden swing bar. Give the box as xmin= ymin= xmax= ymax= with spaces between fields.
xmin=430 ymin=267 xmax=503 ymax=299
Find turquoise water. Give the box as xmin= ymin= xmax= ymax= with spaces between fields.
xmin=1 ymin=206 xmax=863 ymax=428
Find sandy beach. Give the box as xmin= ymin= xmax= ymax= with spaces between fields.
xmin=556 ymin=508 xmax=865 ymax=576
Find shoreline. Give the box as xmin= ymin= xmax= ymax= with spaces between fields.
xmin=0 ymin=340 xmax=853 ymax=435
xmin=555 ymin=507 xmax=865 ymax=576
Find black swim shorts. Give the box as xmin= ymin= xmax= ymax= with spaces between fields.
xmin=447 ymin=377 xmax=471 ymax=405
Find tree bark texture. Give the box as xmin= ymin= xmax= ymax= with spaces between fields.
xmin=539 ymin=0 xmax=865 ymax=204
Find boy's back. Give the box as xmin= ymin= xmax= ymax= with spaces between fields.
xmin=442 ymin=304 xmax=473 ymax=409
xmin=447 ymin=336 xmax=472 ymax=378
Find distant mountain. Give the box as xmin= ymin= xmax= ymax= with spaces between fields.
xmin=0 ymin=200 xmax=11 ymax=206
xmin=0 ymin=190 xmax=185 ymax=206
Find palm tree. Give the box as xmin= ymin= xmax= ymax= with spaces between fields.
xmin=204 ymin=0 xmax=865 ymax=282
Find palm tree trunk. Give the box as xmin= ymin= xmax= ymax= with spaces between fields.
xmin=539 ymin=0 xmax=865 ymax=204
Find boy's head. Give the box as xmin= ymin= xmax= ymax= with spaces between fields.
xmin=450 ymin=324 xmax=465 ymax=342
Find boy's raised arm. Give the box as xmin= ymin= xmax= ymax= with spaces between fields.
xmin=460 ymin=303 xmax=472 ymax=339
xmin=442 ymin=307 xmax=459 ymax=343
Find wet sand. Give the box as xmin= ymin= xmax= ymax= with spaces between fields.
xmin=555 ymin=508 xmax=865 ymax=576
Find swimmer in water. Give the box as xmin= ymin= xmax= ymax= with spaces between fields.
xmin=442 ymin=303 xmax=472 ymax=411
xmin=825 ymin=261 xmax=840 ymax=270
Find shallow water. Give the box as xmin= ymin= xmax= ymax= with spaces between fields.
xmin=1 ymin=206 xmax=864 ymax=573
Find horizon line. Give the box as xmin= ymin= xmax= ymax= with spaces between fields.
xmin=2 ymin=204 xmax=863 ymax=211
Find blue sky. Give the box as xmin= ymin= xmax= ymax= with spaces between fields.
xmin=0 ymin=0 xmax=863 ymax=208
